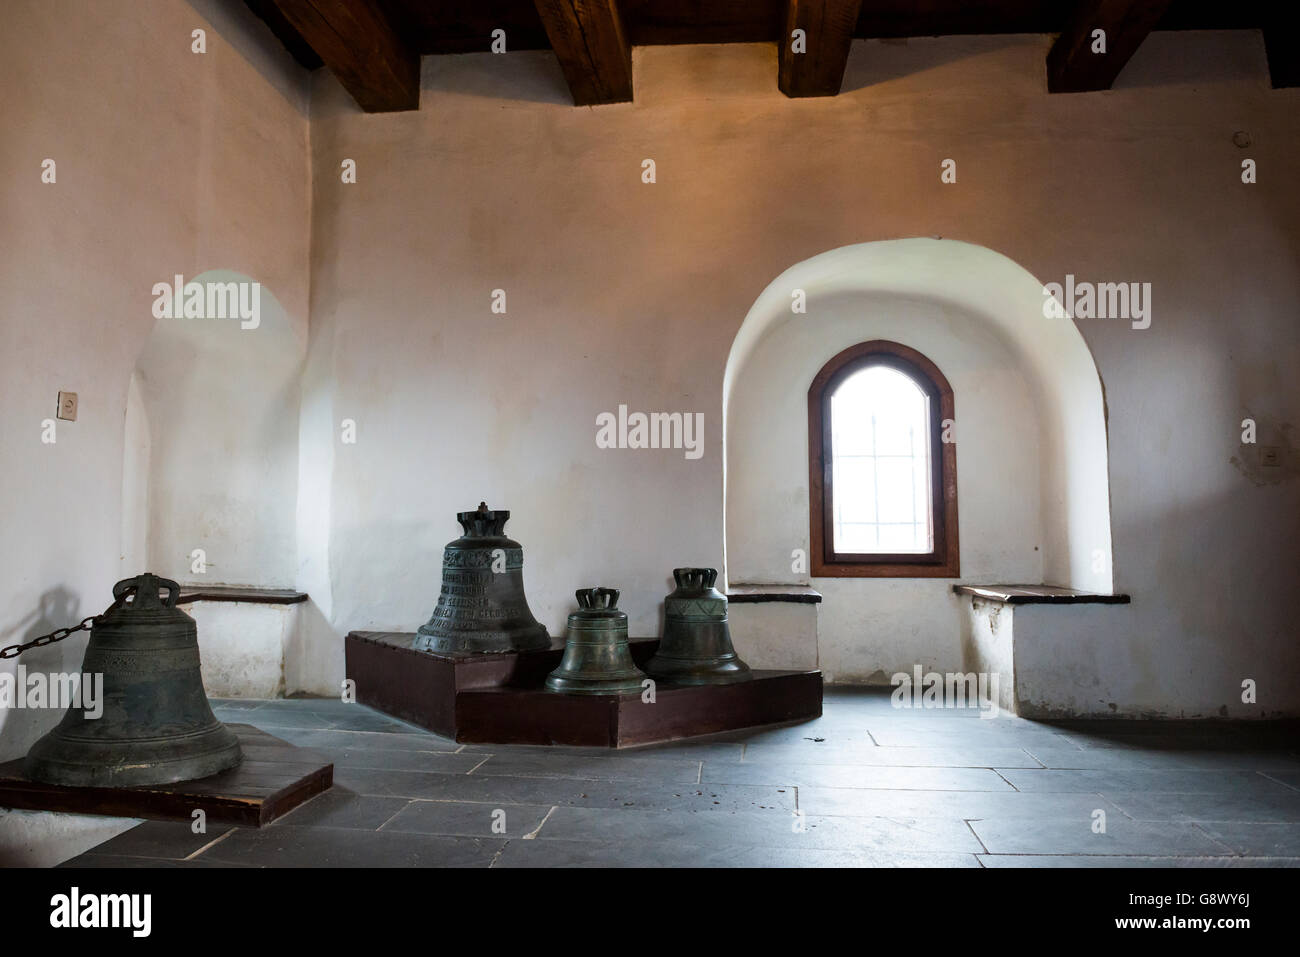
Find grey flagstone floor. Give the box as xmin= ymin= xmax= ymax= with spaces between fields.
xmin=60 ymin=688 xmax=1300 ymax=867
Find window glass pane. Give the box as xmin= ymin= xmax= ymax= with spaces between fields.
xmin=875 ymin=459 xmax=916 ymax=524
xmin=838 ymin=522 xmax=878 ymax=553
xmin=829 ymin=364 xmax=933 ymax=554
xmin=832 ymin=458 xmax=876 ymax=523
xmin=872 ymin=414 xmax=916 ymax=458
xmin=878 ymin=523 xmax=924 ymax=552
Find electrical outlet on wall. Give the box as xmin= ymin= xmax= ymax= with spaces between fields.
xmin=56 ymin=391 xmax=77 ymax=421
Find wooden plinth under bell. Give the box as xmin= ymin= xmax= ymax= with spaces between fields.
xmin=345 ymin=631 xmax=823 ymax=747
xmin=0 ymin=725 xmax=332 ymax=827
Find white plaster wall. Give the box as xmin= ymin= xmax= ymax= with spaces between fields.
xmin=134 ymin=271 xmax=304 ymax=588
xmin=0 ymin=0 xmax=310 ymax=761
xmin=304 ymin=33 xmax=1299 ymax=712
xmin=960 ymin=597 xmax=1017 ymax=714
xmin=728 ymin=603 xmax=819 ymax=671
xmin=120 ymin=372 xmax=152 ymax=575
xmin=1010 ymin=601 xmax=1257 ymax=719
xmin=184 ymin=600 xmax=299 ymax=698
xmin=727 ymin=292 xmax=1044 ymax=682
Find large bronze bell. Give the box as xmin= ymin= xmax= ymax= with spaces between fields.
xmin=545 ymin=588 xmax=647 ymax=695
xmin=414 ymin=503 xmax=550 ymax=654
xmin=24 ymin=573 xmax=243 ymax=787
xmin=644 ymin=568 xmax=752 ymax=685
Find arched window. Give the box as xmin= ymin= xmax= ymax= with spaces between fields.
xmin=808 ymin=340 xmax=958 ymax=577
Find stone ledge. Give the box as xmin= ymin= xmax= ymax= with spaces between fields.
xmin=177 ymin=585 xmax=308 ymax=605
xmin=727 ymin=584 xmax=823 ymax=604
xmin=953 ymin=584 xmax=1130 ymax=605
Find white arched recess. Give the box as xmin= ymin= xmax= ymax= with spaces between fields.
xmin=723 ymin=238 xmax=1114 ymax=600
xmin=121 ymin=269 xmax=308 ymax=696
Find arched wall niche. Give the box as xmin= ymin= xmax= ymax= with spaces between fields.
xmin=119 ymin=269 xmax=309 ymax=696
xmin=722 ymin=239 xmax=1114 ymax=680
xmin=122 ymin=269 xmax=305 ymax=587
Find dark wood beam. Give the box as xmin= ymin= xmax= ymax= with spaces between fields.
xmin=532 ymin=0 xmax=633 ymax=105
xmin=778 ymin=0 xmax=864 ymax=98
xmin=268 ymin=0 xmax=419 ymax=112
xmin=243 ymin=0 xmax=323 ymax=69
xmin=1264 ymin=25 xmax=1299 ymax=88
xmin=249 ymin=0 xmax=1271 ymax=60
xmin=1046 ymin=0 xmax=1173 ymax=93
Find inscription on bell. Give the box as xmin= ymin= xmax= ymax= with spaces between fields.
xmin=413 ymin=503 xmax=550 ymax=655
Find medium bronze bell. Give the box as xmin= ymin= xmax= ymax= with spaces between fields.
xmin=644 ymin=568 xmax=752 ymax=685
xmin=24 ymin=573 xmax=243 ymax=787
xmin=414 ymin=503 xmax=550 ymax=654
xmin=545 ymin=588 xmax=647 ymax=695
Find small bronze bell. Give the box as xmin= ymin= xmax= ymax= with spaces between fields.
xmin=545 ymin=588 xmax=647 ymax=695
xmin=644 ymin=568 xmax=752 ymax=685
xmin=24 ymin=573 xmax=243 ymax=787
xmin=414 ymin=503 xmax=550 ymax=654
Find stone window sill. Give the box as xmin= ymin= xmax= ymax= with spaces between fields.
xmin=726 ymin=584 xmax=823 ymax=604
xmin=952 ymin=584 xmax=1130 ymax=605
xmin=177 ymin=586 xmax=308 ymax=605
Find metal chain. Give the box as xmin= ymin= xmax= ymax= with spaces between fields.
xmin=0 ymin=615 xmax=102 ymax=660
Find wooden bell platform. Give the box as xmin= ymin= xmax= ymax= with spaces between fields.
xmin=345 ymin=631 xmax=823 ymax=747
xmin=0 ymin=725 xmax=332 ymax=827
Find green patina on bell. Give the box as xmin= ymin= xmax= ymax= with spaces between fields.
xmin=414 ymin=503 xmax=550 ymax=655
xmin=545 ymin=588 xmax=647 ymax=695
xmin=644 ymin=567 xmax=752 ymax=685
xmin=24 ymin=573 xmax=243 ymax=788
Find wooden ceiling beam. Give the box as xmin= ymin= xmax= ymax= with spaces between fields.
xmin=268 ymin=0 xmax=420 ymax=112
xmin=1046 ymin=0 xmax=1173 ymax=93
xmin=532 ymin=0 xmax=633 ymax=105
xmin=778 ymin=0 xmax=864 ymax=98
xmin=244 ymin=0 xmax=324 ymax=69
xmin=1264 ymin=25 xmax=1299 ymax=89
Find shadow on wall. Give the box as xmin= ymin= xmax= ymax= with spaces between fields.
xmin=0 ymin=587 xmax=81 ymax=649
xmin=420 ymin=50 xmax=574 ymax=107
xmin=840 ymin=36 xmax=1035 ymax=95
xmin=840 ymin=31 xmax=1270 ymax=97
xmin=0 ymin=586 xmax=90 ymax=760
xmin=183 ymin=0 xmax=311 ymax=116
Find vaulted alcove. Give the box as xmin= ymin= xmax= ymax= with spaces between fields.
xmin=122 ymin=269 xmax=306 ymax=696
xmin=722 ymin=238 xmax=1114 ymax=681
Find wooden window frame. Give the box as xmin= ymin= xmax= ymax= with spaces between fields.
xmin=808 ymin=340 xmax=959 ymax=578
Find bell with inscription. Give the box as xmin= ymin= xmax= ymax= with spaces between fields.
xmin=644 ymin=568 xmax=752 ymax=685
xmin=545 ymin=588 xmax=647 ymax=695
xmin=24 ymin=573 xmax=243 ymax=787
xmin=414 ymin=503 xmax=550 ymax=654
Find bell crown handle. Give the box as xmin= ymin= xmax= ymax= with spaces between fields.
xmin=673 ymin=567 xmax=717 ymax=590
xmin=112 ymin=572 xmax=181 ymax=608
xmin=457 ymin=502 xmax=509 ymax=537
xmin=575 ymin=587 xmax=620 ymax=610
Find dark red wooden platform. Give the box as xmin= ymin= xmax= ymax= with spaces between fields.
xmin=0 ymin=725 xmax=332 ymax=827
xmin=346 ymin=631 xmax=823 ymax=747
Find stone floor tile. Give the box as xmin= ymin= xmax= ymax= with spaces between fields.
xmin=196 ymin=825 xmax=502 ymax=867
xmin=382 ymin=801 xmax=552 ymax=839
xmin=968 ymin=817 xmax=1232 ymax=856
